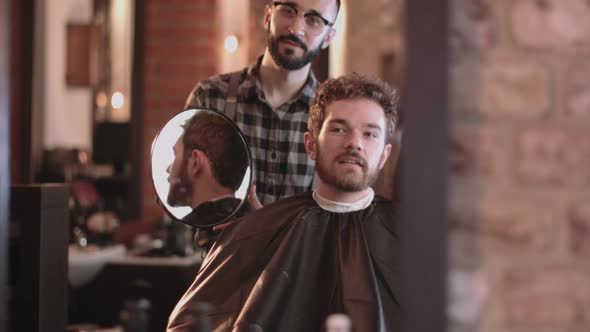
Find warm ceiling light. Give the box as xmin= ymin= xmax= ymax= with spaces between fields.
xmin=224 ymin=35 xmax=239 ymax=53
xmin=96 ymin=92 xmax=108 ymax=108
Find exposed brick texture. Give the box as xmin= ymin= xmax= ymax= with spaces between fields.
xmin=515 ymin=128 xmax=590 ymax=186
xmin=510 ymin=0 xmax=590 ymax=50
xmin=451 ymin=0 xmax=499 ymax=52
xmin=450 ymin=0 xmax=590 ymax=331
xmin=504 ymin=267 xmax=590 ymax=326
xmin=450 ymin=187 xmax=557 ymax=250
xmin=569 ymin=200 xmax=590 ymax=256
xmin=563 ymin=61 xmax=590 ymax=117
xmin=248 ymin=0 xmax=267 ymax=63
xmin=139 ymin=0 xmax=220 ymax=223
xmin=451 ymin=124 xmax=509 ymax=178
xmin=452 ymin=61 xmax=549 ymax=117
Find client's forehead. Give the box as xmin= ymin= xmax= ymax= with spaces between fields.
xmin=174 ymin=136 xmax=184 ymax=151
xmin=286 ymin=0 xmax=338 ymax=19
xmin=323 ymin=98 xmax=386 ymax=126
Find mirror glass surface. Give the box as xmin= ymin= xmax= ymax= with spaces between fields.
xmin=151 ymin=109 xmax=252 ymax=227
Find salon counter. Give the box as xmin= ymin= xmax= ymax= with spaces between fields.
xmin=71 ymin=251 xmax=202 ymax=332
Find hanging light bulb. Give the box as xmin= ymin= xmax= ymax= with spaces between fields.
xmin=224 ymin=35 xmax=239 ymax=53
xmin=111 ymin=91 xmax=125 ymax=109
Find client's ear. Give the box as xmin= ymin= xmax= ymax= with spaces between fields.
xmin=378 ymin=143 xmax=392 ymax=170
xmin=321 ymin=28 xmax=336 ymax=49
xmin=263 ymin=5 xmax=272 ymax=29
xmin=188 ymin=149 xmax=202 ymax=176
xmin=304 ymin=132 xmax=317 ymax=161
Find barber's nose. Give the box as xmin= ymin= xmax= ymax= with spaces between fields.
xmin=288 ymin=15 xmax=306 ymax=37
xmin=166 ymin=164 xmax=171 ymax=174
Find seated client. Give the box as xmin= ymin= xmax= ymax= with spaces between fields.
xmin=168 ymin=73 xmax=400 ymax=332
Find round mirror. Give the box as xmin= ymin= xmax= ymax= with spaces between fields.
xmin=150 ymin=109 xmax=252 ymax=227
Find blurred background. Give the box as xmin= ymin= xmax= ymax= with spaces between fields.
xmin=3 ymin=0 xmax=590 ymax=331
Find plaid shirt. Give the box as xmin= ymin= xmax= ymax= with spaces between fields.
xmin=185 ymin=57 xmax=317 ymax=205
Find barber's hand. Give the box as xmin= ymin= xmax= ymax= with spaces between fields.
xmin=209 ymin=186 xmax=261 ymax=236
xmin=194 ymin=227 xmax=216 ymax=250
xmin=248 ymin=185 xmax=263 ymax=210
xmin=194 ymin=221 xmax=232 ymax=251
xmin=212 ymin=220 xmax=233 ymax=232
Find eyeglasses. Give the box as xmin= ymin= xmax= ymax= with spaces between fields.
xmin=272 ymin=1 xmax=334 ymax=36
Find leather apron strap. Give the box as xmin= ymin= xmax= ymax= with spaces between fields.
xmin=223 ymin=72 xmax=242 ymax=121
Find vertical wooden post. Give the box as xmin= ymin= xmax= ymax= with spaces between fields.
xmin=129 ymin=0 xmax=145 ymax=220
xmin=10 ymin=184 xmax=70 ymax=332
xmin=401 ymin=0 xmax=449 ymax=331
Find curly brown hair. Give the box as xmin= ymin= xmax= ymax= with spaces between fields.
xmin=182 ymin=110 xmax=249 ymax=191
xmin=308 ymin=73 xmax=398 ymax=142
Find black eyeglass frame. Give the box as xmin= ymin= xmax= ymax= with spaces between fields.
xmin=272 ymin=1 xmax=335 ymax=29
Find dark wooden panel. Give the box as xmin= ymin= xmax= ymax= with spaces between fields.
xmin=311 ymin=47 xmax=330 ymax=82
xmin=65 ymin=23 xmax=99 ymax=87
xmin=9 ymin=184 xmax=70 ymax=332
xmin=128 ymin=0 xmax=145 ymax=220
xmin=9 ymin=0 xmax=34 ymax=184
xmin=401 ymin=0 xmax=449 ymax=332
xmin=79 ymin=260 xmax=200 ymax=332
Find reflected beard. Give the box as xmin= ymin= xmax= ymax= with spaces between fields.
xmin=315 ymin=148 xmax=380 ymax=192
xmin=267 ymin=30 xmax=323 ymax=70
xmin=167 ymin=163 xmax=193 ymax=207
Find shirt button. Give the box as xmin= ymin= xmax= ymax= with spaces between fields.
xmin=271 ymin=152 xmax=277 ymax=159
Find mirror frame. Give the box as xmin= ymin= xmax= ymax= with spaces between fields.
xmin=149 ymin=108 xmax=253 ymax=227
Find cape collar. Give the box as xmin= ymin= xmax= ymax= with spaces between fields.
xmin=312 ymin=188 xmax=375 ymax=213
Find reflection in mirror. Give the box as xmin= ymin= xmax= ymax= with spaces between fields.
xmin=151 ymin=109 xmax=252 ymax=227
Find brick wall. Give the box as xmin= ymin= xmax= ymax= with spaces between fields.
xmin=449 ymin=0 xmax=590 ymax=331
xmin=139 ymin=0 xmax=220 ymax=223
xmin=10 ymin=0 xmax=24 ymax=183
xmin=248 ymin=0 xmax=267 ymax=63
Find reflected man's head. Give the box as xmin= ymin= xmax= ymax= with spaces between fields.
xmin=167 ymin=111 xmax=249 ymax=207
xmin=304 ymin=73 xmax=398 ymax=192
xmin=264 ymin=0 xmax=340 ymax=70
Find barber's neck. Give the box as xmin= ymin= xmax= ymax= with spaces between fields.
xmin=314 ymin=180 xmax=372 ymax=204
xmin=259 ymin=50 xmax=311 ymax=110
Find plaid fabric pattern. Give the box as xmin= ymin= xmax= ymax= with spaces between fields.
xmin=185 ymin=57 xmax=317 ymax=205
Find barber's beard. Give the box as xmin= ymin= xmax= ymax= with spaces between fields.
xmin=267 ymin=30 xmax=323 ymax=70
xmin=315 ymin=147 xmax=380 ymax=192
xmin=167 ymin=162 xmax=193 ymax=207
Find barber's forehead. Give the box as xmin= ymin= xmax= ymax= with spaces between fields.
xmin=277 ymin=0 xmax=338 ymax=17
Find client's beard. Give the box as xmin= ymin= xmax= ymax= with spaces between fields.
xmin=167 ymin=169 xmax=193 ymax=207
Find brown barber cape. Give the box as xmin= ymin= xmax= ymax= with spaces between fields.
xmin=167 ymin=193 xmax=400 ymax=332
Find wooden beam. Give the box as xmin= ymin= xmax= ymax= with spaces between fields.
xmin=128 ymin=0 xmax=145 ymax=220
xmin=400 ymin=0 xmax=449 ymax=331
